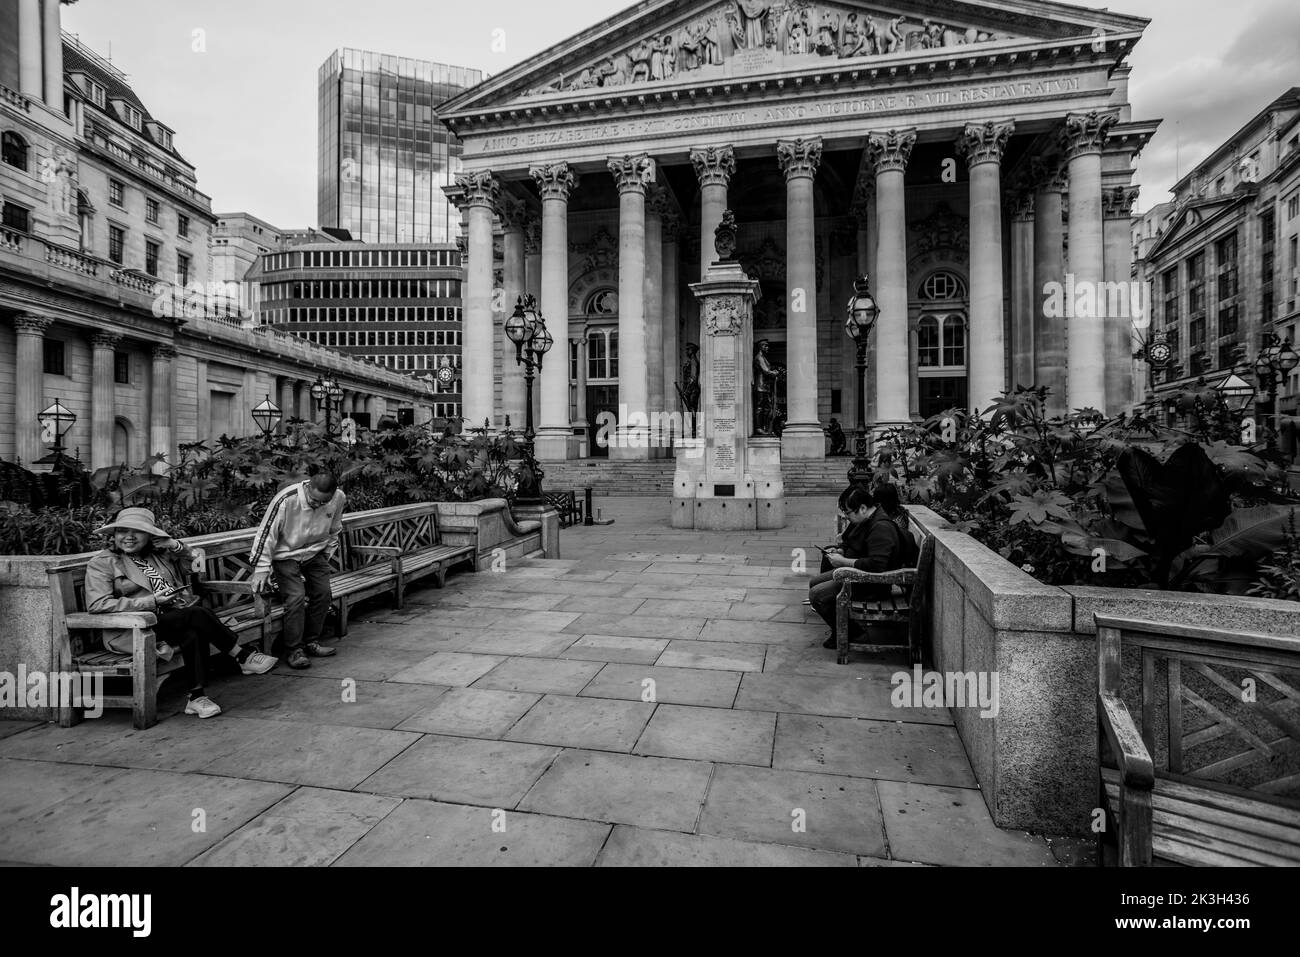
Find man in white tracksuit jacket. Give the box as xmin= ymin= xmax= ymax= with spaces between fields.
xmin=249 ymin=471 xmax=345 ymax=669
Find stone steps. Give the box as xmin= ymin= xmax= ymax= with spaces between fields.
xmin=539 ymin=458 xmax=850 ymax=496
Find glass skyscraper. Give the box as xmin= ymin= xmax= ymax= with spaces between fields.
xmin=318 ymin=50 xmax=482 ymax=244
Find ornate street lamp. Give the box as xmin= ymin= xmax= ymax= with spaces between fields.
xmin=1254 ymin=333 xmax=1300 ymax=451
xmin=505 ymin=294 xmax=553 ymax=503
xmin=251 ymin=394 xmax=282 ymax=444
xmin=310 ymin=375 xmax=344 ymax=436
xmin=844 ymin=275 xmax=879 ymax=487
xmin=37 ymin=398 xmax=77 ymax=461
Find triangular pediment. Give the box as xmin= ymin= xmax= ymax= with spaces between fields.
xmin=1147 ymin=189 xmax=1254 ymax=260
xmin=440 ymin=0 xmax=1148 ymax=117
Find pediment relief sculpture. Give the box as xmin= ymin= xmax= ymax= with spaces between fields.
xmin=910 ymin=202 xmax=969 ymax=257
xmin=527 ymin=1 xmax=1022 ymax=96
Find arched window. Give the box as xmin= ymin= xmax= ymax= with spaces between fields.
xmin=112 ymin=418 xmax=134 ymax=466
xmin=586 ymin=328 xmax=619 ymax=380
xmin=76 ymin=189 xmax=93 ymax=252
xmin=943 ymin=319 xmax=966 ymax=367
xmin=920 ymin=271 xmax=967 ymax=301
xmin=917 ymin=316 xmax=940 ymax=367
xmin=2 ymin=131 xmax=28 ymax=171
xmin=585 ymin=289 xmax=618 ymax=317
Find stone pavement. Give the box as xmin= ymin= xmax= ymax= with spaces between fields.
xmin=0 ymin=496 xmax=1084 ymax=866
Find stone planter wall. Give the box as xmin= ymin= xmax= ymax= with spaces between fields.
xmin=908 ymin=507 xmax=1300 ymax=836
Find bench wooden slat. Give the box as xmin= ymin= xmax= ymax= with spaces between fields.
xmin=1103 ymin=774 xmax=1300 ymax=846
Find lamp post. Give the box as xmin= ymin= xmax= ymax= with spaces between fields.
xmin=1254 ymin=333 xmax=1300 ymax=451
xmin=310 ymin=375 xmax=344 ymax=436
xmin=504 ymin=294 xmax=553 ymax=503
xmin=36 ymin=398 xmax=77 ymax=464
xmin=251 ymin=394 xmax=282 ymax=445
xmin=844 ymin=275 xmax=879 ymax=487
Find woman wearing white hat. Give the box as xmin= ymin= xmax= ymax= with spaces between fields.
xmin=85 ymin=507 xmax=277 ymax=718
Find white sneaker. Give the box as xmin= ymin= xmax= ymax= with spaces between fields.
xmin=240 ymin=651 xmax=277 ymax=675
xmin=184 ymin=695 xmax=222 ymax=718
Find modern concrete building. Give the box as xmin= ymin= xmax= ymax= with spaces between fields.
xmin=438 ymin=0 xmax=1159 ymax=463
xmin=1138 ymin=88 xmax=1300 ymax=421
xmin=0 ymin=6 xmax=432 ymax=470
xmin=318 ymin=49 xmax=482 ymax=244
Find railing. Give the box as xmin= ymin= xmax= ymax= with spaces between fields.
xmin=0 ymin=226 xmax=24 ymax=253
xmin=0 ymin=83 xmax=30 ymax=113
xmin=44 ymin=244 xmax=101 ymax=276
xmin=110 ymin=270 xmax=158 ymax=293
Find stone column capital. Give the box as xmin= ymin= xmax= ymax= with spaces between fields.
xmin=1103 ymin=185 xmax=1141 ymax=219
xmin=523 ymin=217 xmax=542 ymax=255
xmin=1010 ymin=191 xmax=1036 ymax=222
xmin=1060 ymin=110 xmax=1120 ymax=160
xmin=661 ymin=210 xmax=683 ymax=243
xmin=957 ymin=120 xmax=1015 ymax=167
xmin=867 ymin=129 xmax=917 ymax=175
xmin=777 ymin=137 xmax=823 ymax=181
xmin=90 ymin=332 xmax=123 ymax=350
xmin=689 ymin=145 xmax=735 ymax=188
xmin=1030 ymin=157 xmax=1069 ymax=192
xmin=530 ymin=162 xmax=579 ymax=202
xmin=496 ymin=193 xmax=528 ymax=232
xmin=646 ymin=184 xmax=672 ymax=219
xmin=151 ymin=344 xmax=177 ymax=361
xmin=14 ymin=313 xmax=53 ymax=335
xmin=608 ymin=154 xmax=656 ymax=195
xmin=454 ymin=170 xmax=501 ymax=210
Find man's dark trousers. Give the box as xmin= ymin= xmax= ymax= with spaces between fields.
xmin=272 ymin=551 xmax=333 ymax=652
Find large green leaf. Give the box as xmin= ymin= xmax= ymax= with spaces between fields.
xmin=1199 ymin=505 xmax=1296 ymax=560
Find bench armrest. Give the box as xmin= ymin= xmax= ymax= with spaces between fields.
xmin=1098 ymin=693 xmax=1155 ymax=789
xmin=199 ymin=581 xmax=260 ymax=595
xmin=65 ymin=611 xmax=158 ymax=629
xmin=832 ymin=567 xmax=917 ymax=586
xmin=351 ymin=545 xmax=402 ymax=557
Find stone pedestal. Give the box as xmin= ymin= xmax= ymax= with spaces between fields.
xmin=673 ymin=259 xmax=786 ymax=531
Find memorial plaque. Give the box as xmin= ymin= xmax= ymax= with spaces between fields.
xmin=709 ymin=346 xmax=738 ymax=480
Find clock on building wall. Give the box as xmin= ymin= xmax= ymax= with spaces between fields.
xmin=1146 ymin=335 xmax=1173 ymax=369
xmin=436 ymin=365 xmax=457 ymax=387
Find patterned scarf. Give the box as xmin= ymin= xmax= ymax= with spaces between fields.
xmin=129 ymin=554 xmax=187 ymax=603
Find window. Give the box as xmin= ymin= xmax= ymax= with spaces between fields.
xmin=1289 ymin=195 xmax=1300 ymax=221
xmin=176 ymin=252 xmax=190 ymax=286
xmin=144 ymin=240 xmax=159 ymax=276
xmin=942 ymin=320 xmax=966 ymax=367
xmin=122 ymin=104 xmax=143 ymax=130
xmin=1189 ymin=315 xmax=1205 ymax=348
xmin=1216 ymin=233 xmax=1238 ymax=336
xmin=920 ymin=271 xmax=967 ymax=301
xmin=89 ymin=82 xmax=106 ymax=108
xmin=145 ymin=198 xmax=159 ymax=224
xmin=1188 ymin=250 xmax=1206 ymax=320
xmin=43 ymin=339 xmax=65 ymax=376
xmin=2 ymin=201 xmax=30 ymax=233
xmin=109 ymin=179 xmax=125 ymax=207
xmin=114 ymin=352 xmax=130 ymax=384
xmin=1262 ymin=209 xmax=1276 ymax=322
xmin=918 ymin=316 xmax=940 ymax=367
xmin=177 ymin=214 xmax=189 ymax=238
xmin=155 ymin=128 xmax=172 ymax=150
xmin=1162 ymin=267 xmax=1179 ymax=326
xmin=108 ymin=224 xmax=125 ymax=263
xmin=587 ymin=330 xmax=608 ymax=380
xmin=1 ymin=131 xmax=28 ymax=171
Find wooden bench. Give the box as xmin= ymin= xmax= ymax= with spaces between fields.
xmin=831 ymin=514 xmax=933 ymax=666
xmin=1095 ymin=614 xmax=1300 ymax=866
xmin=543 ymin=490 xmax=583 ymax=529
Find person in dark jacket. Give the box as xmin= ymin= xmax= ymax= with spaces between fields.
xmin=807 ymin=485 xmax=904 ymax=649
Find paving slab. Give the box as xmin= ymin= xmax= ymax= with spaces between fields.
xmin=454 ymin=630 xmax=578 ymax=658
xmin=736 ymin=671 xmax=951 ymax=724
xmin=635 ymin=704 xmax=776 ymax=767
xmin=282 ymin=645 xmax=437 ymax=682
xmin=698 ymin=764 xmax=887 ymax=858
xmin=436 ymin=591 xmax=570 ymax=611
xmin=0 ymin=720 xmax=41 ymax=740
xmin=559 ymin=634 xmax=670 ymax=665
xmin=657 ymin=639 xmax=766 ymax=673
xmin=237 ymin=676 xmax=445 ymax=730
xmin=595 ymin=826 xmax=858 ymax=866
xmin=334 ymin=799 xmax=610 ymax=866
xmin=504 ymin=695 xmax=655 ymax=752
xmin=0 ymin=767 xmax=291 ymax=866
xmin=388 ymin=652 xmax=507 ymax=687
xmin=773 ymin=713 xmax=977 ymax=788
xmin=189 ymin=787 xmax=401 ymax=867
xmin=762 ymin=643 xmax=907 ymax=678
xmin=562 ymin=613 xmax=707 ymax=640
xmin=518 ymin=749 xmax=712 ymax=832
xmin=624 ymin=584 xmax=749 ymax=602
xmin=357 ymin=734 xmax=560 ymax=807
xmin=473 ymin=657 xmax=604 ymax=695
xmin=579 ymin=663 xmax=742 ymax=709
xmin=201 ymin=722 xmax=420 ymax=790
xmin=700 ymin=619 xmax=827 ymax=645
xmin=876 ymin=780 xmax=1059 ymax=867
xmin=720 ymin=602 xmax=789 ymax=621
xmin=0 ymin=757 xmax=127 ymax=820
xmin=396 ymin=687 xmax=542 ymax=739
xmin=555 ymin=594 xmax=647 ymax=614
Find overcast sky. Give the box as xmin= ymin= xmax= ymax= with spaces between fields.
xmin=62 ymin=0 xmax=1300 ymax=225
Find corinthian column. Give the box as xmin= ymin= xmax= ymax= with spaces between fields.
xmin=1104 ymin=185 xmax=1141 ymax=413
xmin=957 ymin=119 xmax=1015 ymax=413
xmin=645 ymin=185 xmax=669 ymax=454
xmin=499 ymin=194 xmax=528 ymax=432
xmin=608 ymin=153 xmax=656 ymax=459
xmin=690 ymin=146 xmax=735 ymax=278
xmin=662 ymin=210 xmax=682 ymax=445
xmin=777 ymin=137 xmax=824 ymax=459
xmin=867 ymin=129 xmax=917 ymax=429
xmin=1009 ymin=191 xmax=1036 ymax=390
xmin=528 ymin=162 xmax=579 ymax=460
xmin=1032 ymin=159 xmax=1068 ymax=417
xmin=150 ymin=344 xmax=176 ymax=473
xmin=13 ymin=314 xmax=52 ymax=465
xmin=454 ymin=170 xmax=501 ymax=429
xmin=91 ymin=332 xmax=121 ymax=468
xmin=1061 ymin=110 xmax=1119 ymax=414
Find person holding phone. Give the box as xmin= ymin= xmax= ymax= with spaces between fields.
xmin=85 ymin=507 xmax=277 ymax=719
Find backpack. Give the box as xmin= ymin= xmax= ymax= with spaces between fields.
xmin=893 ymin=511 xmax=920 ymax=568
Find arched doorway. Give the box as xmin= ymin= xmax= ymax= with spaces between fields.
xmin=582 ymin=288 xmax=619 ymax=457
xmin=914 ymin=271 xmax=968 ymax=419
xmin=112 ymin=417 xmax=134 ymax=467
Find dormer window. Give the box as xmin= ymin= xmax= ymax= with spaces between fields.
xmin=156 ymin=128 xmax=171 ymax=149
xmin=122 ymin=104 xmax=143 ymax=131
xmin=88 ymin=81 xmax=106 ymax=109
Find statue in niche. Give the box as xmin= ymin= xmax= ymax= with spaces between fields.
xmin=661 ymin=35 xmax=677 ymax=77
xmin=650 ymin=36 xmax=665 ymax=79
xmin=753 ymin=340 xmax=784 ymax=436
xmin=838 ymin=14 xmax=868 ymax=58
xmin=729 ymin=0 xmax=772 ymax=50
xmin=814 ymin=11 xmax=839 ymax=55
xmin=629 ymin=40 xmax=653 ymax=82
xmin=785 ymin=15 xmax=808 ymax=54
xmin=676 ymin=342 xmax=701 ymax=436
